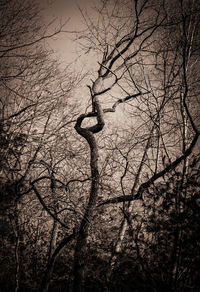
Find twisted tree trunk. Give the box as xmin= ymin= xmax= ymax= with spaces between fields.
xmin=72 ymin=93 xmax=104 ymax=292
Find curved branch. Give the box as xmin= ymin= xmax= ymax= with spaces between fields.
xmin=0 ymin=20 xmax=70 ymax=56
xmin=1 ymin=103 xmax=37 ymax=120
xmin=99 ymin=131 xmax=199 ymax=206
xmin=65 ymin=177 xmax=91 ymax=190
xmin=40 ymin=230 xmax=76 ymax=292
xmin=103 ymin=92 xmax=143 ymax=113
xmin=75 ymin=95 xmax=105 ymax=136
xmin=31 ymin=183 xmax=69 ymax=229
xmin=31 ymin=176 xmax=64 ymax=186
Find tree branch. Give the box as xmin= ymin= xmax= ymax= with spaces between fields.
xmin=99 ymin=132 xmax=199 ymax=206
xmin=31 ymin=183 xmax=70 ymax=229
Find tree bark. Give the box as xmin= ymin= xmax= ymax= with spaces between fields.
xmin=40 ymin=232 xmax=75 ymax=292
xmin=72 ymin=93 xmax=104 ymax=292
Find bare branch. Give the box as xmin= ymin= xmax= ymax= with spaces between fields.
xmin=31 ymin=183 xmax=70 ymax=229
xmin=99 ymin=131 xmax=199 ymax=206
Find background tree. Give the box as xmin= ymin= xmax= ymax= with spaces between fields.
xmin=0 ymin=0 xmax=81 ymax=291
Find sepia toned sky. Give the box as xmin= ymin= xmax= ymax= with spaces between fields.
xmin=39 ymin=0 xmax=163 ymax=130
xmin=37 ymin=0 xmax=128 ymax=127
xmin=39 ymin=0 xmax=99 ymax=67
xmin=38 ymin=0 xmax=200 ymax=134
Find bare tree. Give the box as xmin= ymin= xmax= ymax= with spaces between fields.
xmin=0 ymin=1 xmax=81 ymax=291
xmin=70 ymin=0 xmax=199 ymax=290
xmin=1 ymin=0 xmax=199 ymax=291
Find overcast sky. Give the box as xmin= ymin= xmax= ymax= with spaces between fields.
xmin=37 ymin=0 xmax=126 ymax=127
xmin=39 ymin=0 xmax=99 ymax=68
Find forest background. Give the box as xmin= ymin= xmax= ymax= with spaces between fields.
xmin=0 ymin=0 xmax=200 ymax=291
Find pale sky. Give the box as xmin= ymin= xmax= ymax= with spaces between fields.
xmin=36 ymin=0 xmax=200 ymax=140
xmin=40 ymin=0 xmax=99 ymax=67
xmin=37 ymin=0 xmax=129 ymax=128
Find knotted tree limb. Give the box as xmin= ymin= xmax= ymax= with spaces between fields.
xmin=72 ymin=93 xmax=105 ymax=292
